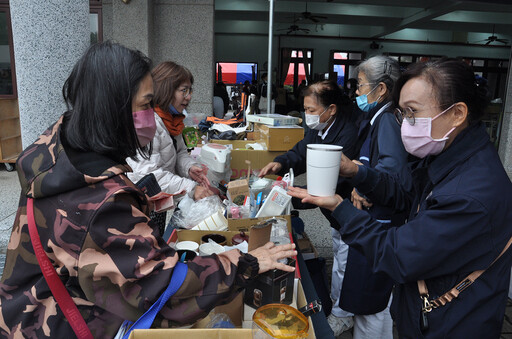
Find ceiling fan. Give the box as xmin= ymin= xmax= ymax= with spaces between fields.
xmin=278 ymin=24 xmax=310 ymax=35
xmin=297 ymin=2 xmax=327 ymax=23
xmin=473 ymin=25 xmax=509 ymax=45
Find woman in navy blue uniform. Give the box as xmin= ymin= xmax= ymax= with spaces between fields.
xmin=330 ymin=56 xmax=408 ymax=339
xmin=289 ymin=58 xmax=512 ymax=338
xmin=259 ymin=81 xmax=360 ymax=335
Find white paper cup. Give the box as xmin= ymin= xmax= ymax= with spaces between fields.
xmin=307 ymin=144 xmax=343 ymax=196
xmin=176 ymin=240 xmax=199 ymax=252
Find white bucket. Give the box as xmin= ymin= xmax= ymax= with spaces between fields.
xmin=306 ymin=144 xmax=343 ymax=196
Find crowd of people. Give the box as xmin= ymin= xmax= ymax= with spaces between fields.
xmin=0 ymin=40 xmax=511 ymax=339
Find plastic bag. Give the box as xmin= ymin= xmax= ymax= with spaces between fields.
xmin=205 ymin=312 xmax=235 ymax=329
xmin=171 ymin=194 xmax=224 ymax=229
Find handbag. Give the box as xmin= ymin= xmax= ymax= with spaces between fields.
xmin=27 ymin=197 xmax=188 ymax=339
xmin=417 ymin=235 xmax=512 ymax=332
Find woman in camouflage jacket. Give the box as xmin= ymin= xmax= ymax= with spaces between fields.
xmin=0 ymin=42 xmax=296 ymax=338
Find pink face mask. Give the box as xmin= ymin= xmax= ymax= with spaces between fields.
xmin=401 ymin=104 xmax=456 ymax=158
xmin=132 ymin=108 xmax=156 ymax=147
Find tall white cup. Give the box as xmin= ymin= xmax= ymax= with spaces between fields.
xmin=307 ymin=144 xmax=343 ymax=196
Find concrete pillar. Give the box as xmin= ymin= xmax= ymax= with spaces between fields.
xmin=498 ymin=48 xmax=512 ymax=180
xmin=10 ymin=0 xmax=90 ymax=148
xmin=111 ymin=0 xmax=152 ymax=56
xmin=152 ymin=0 xmax=214 ymax=116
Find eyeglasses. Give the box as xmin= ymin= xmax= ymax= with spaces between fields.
xmin=356 ymin=82 xmax=375 ymax=89
xmin=179 ymin=87 xmax=193 ymax=97
xmin=394 ymin=107 xmax=416 ymax=125
xmin=394 ymin=104 xmax=454 ymax=126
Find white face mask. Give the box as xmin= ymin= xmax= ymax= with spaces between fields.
xmin=305 ymin=106 xmax=332 ymax=130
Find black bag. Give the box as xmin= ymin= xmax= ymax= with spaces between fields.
xmin=135 ymin=173 xmax=167 ymax=235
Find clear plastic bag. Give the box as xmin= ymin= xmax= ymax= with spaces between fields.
xmin=205 ymin=312 xmax=235 ymax=329
xmin=171 ymin=194 xmax=224 ymax=229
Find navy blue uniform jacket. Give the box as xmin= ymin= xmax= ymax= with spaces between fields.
xmin=332 ymin=122 xmax=512 ymax=338
xmin=273 ymin=111 xmax=359 ymax=227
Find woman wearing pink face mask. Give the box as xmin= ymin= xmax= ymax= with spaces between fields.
xmin=127 ymin=61 xmax=214 ymax=203
xmin=288 ymin=58 xmax=512 ymax=338
xmin=0 ymin=42 xmax=297 ymax=338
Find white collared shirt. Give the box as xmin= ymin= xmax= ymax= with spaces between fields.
xmin=318 ymin=117 xmax=337 ymax=140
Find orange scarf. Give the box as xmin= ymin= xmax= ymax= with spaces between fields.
xmin=154 ymin=106 xmax=185 ymax=137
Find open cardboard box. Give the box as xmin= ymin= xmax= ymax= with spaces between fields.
xmin=227 ymin=214 xmax=292 ymax=233
xmin=128 ymin=279 xmax=316 ymax=339
xmin=210 ymin=139 xmax=284 ymax=179
xmin=151 ymin=224 xmax=316 ymax=339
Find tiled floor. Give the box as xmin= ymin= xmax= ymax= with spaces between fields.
xmin=1 ymin=165 xmax=512 ymax=338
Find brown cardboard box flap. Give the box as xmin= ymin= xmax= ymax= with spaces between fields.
xmin=247 ymin=220 xmax=272 ymax=252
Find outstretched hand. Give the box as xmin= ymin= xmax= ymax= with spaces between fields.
xmin=249 ymin=242 xmax=297 ymax=274
xmin=287 ymin=186 xmax=343 ymax=212
xmin=189 ymin=165 xmax=210 ymax=187
xmin=259 ymin=162 xmax=282 ymax=177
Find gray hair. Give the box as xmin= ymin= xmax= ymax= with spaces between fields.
xmin=355 ymin=56 xmax=400 ymax=96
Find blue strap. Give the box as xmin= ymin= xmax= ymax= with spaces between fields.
xmin=121 ymin=262 xmax=188 ymax=339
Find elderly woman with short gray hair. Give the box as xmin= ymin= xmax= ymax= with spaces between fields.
xmin=327 ymin=55 xmax=409 ymax=338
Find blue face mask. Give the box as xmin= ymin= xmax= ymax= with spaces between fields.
xmin=356 ymin=85 xmax=380 ymax=112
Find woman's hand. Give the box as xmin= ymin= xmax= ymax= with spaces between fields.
xmin=249 ymin=242 xmax=297 ymax=274
xmin=339 ymin=153 xmax=359 ymax=177
xmin=193 ymin=185 xmax=214 ymax=201
xmin=287 ymin=186 xmax=343 ymax=211
xmin=189 ymin=165 xmax=210 ymax=187
xmin=351 ymin=188 xmax=373 ymax=210
xmin=259 ymin=162 xmax=282 ymax=177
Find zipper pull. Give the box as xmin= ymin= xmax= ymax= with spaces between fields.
xmin=420 ymin=295 xmax=432 ymax=332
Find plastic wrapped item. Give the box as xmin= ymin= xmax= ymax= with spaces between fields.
xmin=268 ymin=217 xmax=290 ymax=264
xmin=171 ymin=194 xmax=224 ymax=229
xmin=206 ymin=312 xmax=235 ymax=329
xmin=182 ymin=126 xmax=201 ymax=148
xmin=250 ymin=177 xmax=273 ymax=197
xmin=271 ymin=169 xmax=294 ymax=190
xmin=224 ymin=199 xmax=251 ymax=219
xmin=256 ymin=186 xmax=292 ymax=218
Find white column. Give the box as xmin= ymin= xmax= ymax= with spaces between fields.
xmin=498 ymin=47 xmax=512 ymax=180
xmin=10 ymin=0 xmax=90 ymax=147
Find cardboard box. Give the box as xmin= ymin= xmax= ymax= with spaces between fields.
xmin=128 ymin=279 xmax=316 ymax=339
xmin=211 ymin=139 xmax=284 ymax=179
xmin=227 ymin=214 xmax=292 ymax=233
xmin=255 ymin=123 xmax=304 ymax=151
xmin=227 ymin=178 xmax=249 ymax=205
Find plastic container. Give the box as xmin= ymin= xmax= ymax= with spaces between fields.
xmin=252 ymin=303 xmax=309 ymax=338
xmin=200 ymin=143 xmax=231 ymax=173
xmin=232 ymin=231 xmax=249 ymax=245
xmin=198 ymin=241 xmax=226 ymax=256
xmin=176 ymin=240 xmax=199 ymax=252
xmin=255 ymin=186 xmax=292 ymax=218
xmin=306 ymin=144 xmax=343 ymax=196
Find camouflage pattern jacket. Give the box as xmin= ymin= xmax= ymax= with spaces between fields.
xmin=0 ymin=117 xmax=255 ymax=338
